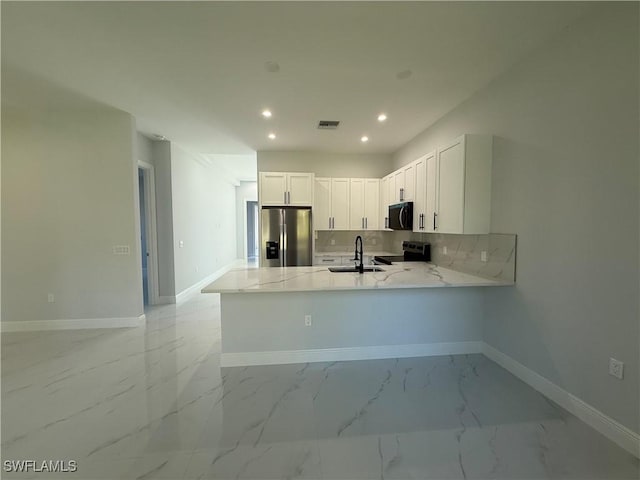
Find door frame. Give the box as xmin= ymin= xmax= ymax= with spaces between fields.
xmin=138 ymin=161 xmax=160 ymax=305
xmin=243 ymin=198 xmax=259 ymax=261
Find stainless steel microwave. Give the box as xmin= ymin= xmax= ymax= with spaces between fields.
xmin=388 ymin=202 xmax=413 ymax=230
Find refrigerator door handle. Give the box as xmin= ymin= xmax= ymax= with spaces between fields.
xmin=282 ymin=224 xmax=287 ymax=266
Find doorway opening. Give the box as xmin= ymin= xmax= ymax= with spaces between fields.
xmin=246 ymin=201 xmax=259 ymax=265
xmin=138 ymin=162 xmax=160 ymax=306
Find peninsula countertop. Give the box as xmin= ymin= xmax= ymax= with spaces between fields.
xmin=202 ymin=262 xmax=513 ymax=294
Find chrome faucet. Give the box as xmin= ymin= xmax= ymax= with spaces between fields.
xmin=354 ymin=235 xmax=364 ymax=274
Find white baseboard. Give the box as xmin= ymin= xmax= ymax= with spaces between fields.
xmin=176 ymin=260 xmax=243 ymax=303
xmin=156 ymin=296 xmax=176 ymax=305
xmin=482 ymin=343 xmax=640 ymax=458
xmin=221 ymin=341 xmax=483 ymax=368
xmin=1 ymin=314 xmax=146 ymax=332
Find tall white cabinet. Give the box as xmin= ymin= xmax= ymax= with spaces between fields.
xmin=412 ymin=151 xmax=435 ymax=232
xmin=350 ymin=178 xmax=379 ymax=230
xmin=314 ymin=177 xmax=349 ymax=230
xmin=432 ymin=134 xmax=492 ymax=234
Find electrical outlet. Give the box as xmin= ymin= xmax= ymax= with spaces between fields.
xmin=47 ymin=293 xmax=55 ymax=303
xmin=609 ymin=358 xmax=624 ymax=379
xmin=179 ymin=240 xmax=184 ymax=248
xmin=304 ymin=315 xmax=312 ymax=326
xmin=330 ymin=239 xmax=335 ymax=245
xmin=372 ymin=238 xmax=377 ymax=245
xmin=481 ymin=251 xmax=488 ymax=262
xmin=442 ymin=246 xmax=448 ymax=255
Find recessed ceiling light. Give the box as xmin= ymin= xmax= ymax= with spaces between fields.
xmin=268 ymin=133 xmax=276 ymax=140
xmin=361 ymin=136 xmax=369 ymax=143
xmin=377 ymin=113 xmax=387 ymax=122
xmin=262 ymin=109 xmax=272 ymax=118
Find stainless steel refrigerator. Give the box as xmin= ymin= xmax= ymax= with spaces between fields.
xmin=261 ymin=207 xmax=312 ymax=267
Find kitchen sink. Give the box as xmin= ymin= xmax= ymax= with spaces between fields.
xmin=328 ymin=266 xmax=385 ymax=273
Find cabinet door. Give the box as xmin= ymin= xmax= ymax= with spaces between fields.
xmin=314 ymin=178 xmax=332 ymax=231
xmin=260 ymin=172 xmax=288 ymax=206
xmin=388 ymin=173 xmax=397 ymax=205
xmin=349 ymin=178 xmax=365 ymax=229
xmin=393 ymin=170 xmax=404 ymax=202
xmin=364 ymin=178 xmax=379 ymax=230
xmin=413 ymin=157 xmax=426 ymax=232
xmin=425 ymin=152 xmax=438 ymax=232
xmin=331 ymin=178 xmax=350 ymax=230
xmin=437 ymin=138 xmax=465 ymax=233
xmin=287 ymin=173 xmax=313 ymax=206
xmin=314 ymin=256 xmax=341 ymax=266
xmin=380 ymin=176 xmax=389 ymax=229
xmin=402 ymin=163 xmax=415 ymax=201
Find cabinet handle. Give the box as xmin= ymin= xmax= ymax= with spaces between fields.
xmin=400 ymin=188 xmax=404 ymax=202
xmin=362 ymin=217 xmax=364 ymax=229
xmin=433 ymin=212 xmax=437 ymax=230
xmin=365 ymin=217 xmax=368 ymax=229
xmin=385 ymin=217 xmax=388 ymax=229
xmin=284 ymin=191 xmax=287 ymax=204
xmin=287 ymin=191 xmax=291 ymax=204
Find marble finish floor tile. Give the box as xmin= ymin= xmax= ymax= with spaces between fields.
xmin=2 ymin=293 xmax=638 ymax=479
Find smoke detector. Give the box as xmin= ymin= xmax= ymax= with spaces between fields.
xmin=317 ymin=120 xmax=340 ymax=130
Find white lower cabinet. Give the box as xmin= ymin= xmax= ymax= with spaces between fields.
xmin=314 ymin=256 xmax=341 ymax=265
xmin=313 ymin=255 xmax=372 ymax=266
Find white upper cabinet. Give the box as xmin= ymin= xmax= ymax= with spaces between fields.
xmin=314 ymin=177 xmax=349 ymax=230
xmin=425 ymin=152 xmax=438 ymax=232
xmin=413 ymin=152 xmax=435 ymax=232
xmin=314 ymin=177 xmax=332 ymax=231
xmin=259 ymin=172 xmax=288 ymax=205
xmin=349 ymin=179 xmax=365 ymax=229
xmin=401 ymin=162 xmax=415 ymax=202
xmin=380 ymin=175 xmax=390 ymax=229
xmin=363 ymin=178 xmax=380 ymax=230
xmin=330 ymin=178 xmax=350 ymax=230
xmin=259 ymin=172 xmax=314 ymax=206
xmin=350 ymin=178 xmax=379 ymax=230
xmin=387 ymin=162 xmax=415 ymax=204
xmin=434 ymin=134 xmax=492 ymax=234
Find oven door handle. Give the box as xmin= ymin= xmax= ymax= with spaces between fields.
xmin=399 ymin=205 xmax=405 ymax=229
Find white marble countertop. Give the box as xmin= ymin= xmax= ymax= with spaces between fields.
xmin=202 ymin=262 xmax=513 ymax=294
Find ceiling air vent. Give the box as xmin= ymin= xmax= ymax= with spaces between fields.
xmin=317 ymin=120 xmax=340 ymax=130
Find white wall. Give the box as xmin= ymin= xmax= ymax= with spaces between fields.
xmin=2 ymin=104 xmax=143 ymax=323
xmin=257 ymin=151 xmax=392 ymax=178
xmin=393 ymin=4 xmax=639 ymax=433
xmin=170 ymin=144 xmax=237 ymax=295
xmin=235 ymin=181 xmax=257 ymax=259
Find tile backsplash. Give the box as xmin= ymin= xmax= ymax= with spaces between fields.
xmin=316 ymin=230 xmax=516 ymax=282
xmin=315 ymin=230 xmax=398 ymax=253
xmin=420 ymin=232 xmax=517 ymax=283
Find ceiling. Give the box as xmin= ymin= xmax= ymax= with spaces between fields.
xmin=3 ymin=2 xmax=594 ymax=160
